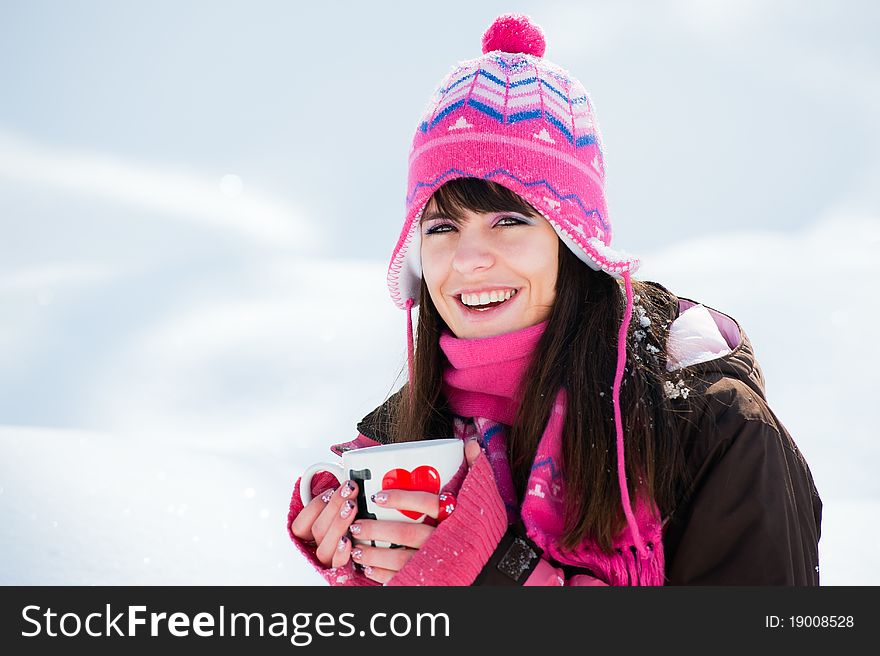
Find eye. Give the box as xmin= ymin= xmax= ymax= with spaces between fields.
xmin=495 ymin=216 xmax=526 ymax=227
xmin=424 ymin=223 xmax=455 ymax=235
xmin=423 ymin=215 xmax=527 ymax=235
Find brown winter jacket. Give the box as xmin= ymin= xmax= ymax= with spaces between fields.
xmin=354 ymin=281 xmax=823 ymax=585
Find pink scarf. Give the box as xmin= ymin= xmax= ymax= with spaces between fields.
xmin=438 ymin=320 xmax=666 ymax=586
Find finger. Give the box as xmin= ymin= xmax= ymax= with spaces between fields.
xmin=349 ymin=518 xmax=434 ymax=549
xmin=312 ymin=480 xmax=357 ymax=543
xmin=362 ymin=565 xmax=396 ymax=584
xmin=316 ymin=494 xmax=360 ymax=566
xmin=290 ymin=486 xmax=338 ymax=542
xmin=372 ymin=489 xmax=443 ymax=519
xmin=351 ymin=544 xmax=417 ymax=572
xmin=331 ymin=534 xmax=353 ymax=569
xmin=465 ymin=438 xmax=481 ymax=467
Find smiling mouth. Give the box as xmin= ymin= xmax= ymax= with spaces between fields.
xmin=456 ymin=289 xmax=519 ymax=313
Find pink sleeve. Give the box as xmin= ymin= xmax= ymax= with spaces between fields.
xmin=386 ymin=451 xmax=509 ymax=586
xmin=523 ymin=559 xmax=610 ymax=586
xmin=287 ymin=473 xmax=380 ymax=587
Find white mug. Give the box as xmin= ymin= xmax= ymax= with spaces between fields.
xmin=300 ymin=438 xmax=464 ymax=548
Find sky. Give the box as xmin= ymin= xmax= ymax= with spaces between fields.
xmin=1 ymin=0 xmax=878 ymax=585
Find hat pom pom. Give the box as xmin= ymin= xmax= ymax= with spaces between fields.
xmin=481 ymin=13 xmax=546 ymax=58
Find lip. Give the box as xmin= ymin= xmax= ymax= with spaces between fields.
xmin=451 ymin=288 xmax=522 ymax=322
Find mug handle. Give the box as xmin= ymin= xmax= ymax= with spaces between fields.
xmin=300 ymin=462 xmax=346 ymax=505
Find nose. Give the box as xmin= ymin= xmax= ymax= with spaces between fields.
xmin=451 ymin=232 xmax=495 ymax=275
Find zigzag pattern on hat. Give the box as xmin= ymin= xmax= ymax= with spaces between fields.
xmin=418 ymin=54 xmax=598 ymax=148
xmin=405 ymin=166 xmax=610 ymax=232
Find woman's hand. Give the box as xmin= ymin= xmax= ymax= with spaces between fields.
xmin=290 ymin=479 xmax=360 ymax=569
xmin=348 ymin=439 xmax=482 ymax=584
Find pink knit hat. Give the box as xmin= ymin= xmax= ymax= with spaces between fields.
xmin=387 ymin=12 xmax=641 ymax=312
xmin=389 ymin=13 xmax=651 ymax=557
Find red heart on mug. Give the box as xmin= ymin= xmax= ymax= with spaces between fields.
xmin=381 ymin=466 xmax=441 ymax=520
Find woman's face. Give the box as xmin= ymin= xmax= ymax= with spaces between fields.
xmin=419 ymin=198 xmax=559 ymax=339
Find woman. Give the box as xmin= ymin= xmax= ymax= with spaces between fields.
xmin=287 ymin=13 xmax=822 ymax=586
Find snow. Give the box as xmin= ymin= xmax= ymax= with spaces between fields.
xmin=663 ymin=379 xmax=691 ymax=400
xmin=0 ymin=425 xmax=317 ymax=584
xmin=0 ymin=256 xmax=404 ymax=586
xmin=0 ymin=1 xmax=877 ymax=584
xmin=2 ymin=211 xmax=876 ymax=585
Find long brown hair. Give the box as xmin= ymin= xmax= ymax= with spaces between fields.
xmin=390 ymin=177 xmax=693 ymax=555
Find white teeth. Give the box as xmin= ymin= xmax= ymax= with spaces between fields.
xmin=460 ymin=289 xmax=517 ymax=307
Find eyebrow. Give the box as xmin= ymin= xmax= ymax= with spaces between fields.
xmin=420 ymin=209 xmax=463 ymax=225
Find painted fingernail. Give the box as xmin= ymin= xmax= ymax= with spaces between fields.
xmin=349 ymin=523 xmax=362 ymax=535
xmin=337 ymin=536 xmax=349 ymax=552
xmin=437 ymin=492 xmax=457 ymax=521
xmin=351 ymin=547 xmax=363 ymax=561
xmin=364 ymin=565 xmax=374 ymax=576
xmin=340 ymin=480 xmax=356 ymax=499
xmin=371 ymin=492 xmax=388 ymax=505
xmin=340 ymin=500 xmax=355 ymax=519
xmin=320 ymin=489 xmax=334 ymax=504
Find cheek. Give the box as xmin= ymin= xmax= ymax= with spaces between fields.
xmin=420 ymin=246 xmax=450 ymax=301
xmin=504 ymin=236 xmax=558 ymax=299
xmin=530 ymin=262 xmax=558 ymax=306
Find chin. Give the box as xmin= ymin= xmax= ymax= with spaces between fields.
xmin=454 ymin=318 xmax=529 ymax=339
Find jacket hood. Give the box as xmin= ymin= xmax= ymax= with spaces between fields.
xmin=670 ymin=291 xmax=768 ymax=402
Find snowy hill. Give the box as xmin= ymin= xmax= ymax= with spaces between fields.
xmin=2 ymin=211 xmax=878 ymax=585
